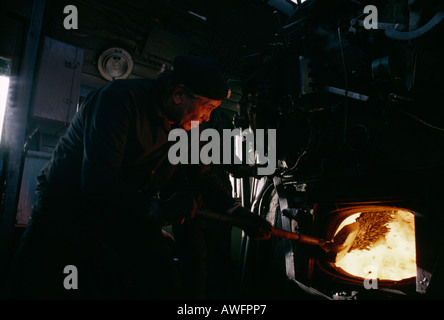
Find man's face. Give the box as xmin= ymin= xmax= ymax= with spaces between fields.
xmin=172 ymin=85 xmax=222 ymax=131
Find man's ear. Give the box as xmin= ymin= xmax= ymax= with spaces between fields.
xmin=172 ymin=85 xmax=186 ymax=104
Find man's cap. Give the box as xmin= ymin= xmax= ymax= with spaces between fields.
xmin=173 ymin=55 xmax=230 ymax=100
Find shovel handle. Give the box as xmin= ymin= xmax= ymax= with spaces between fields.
xmin=196 ymin=210 xmax=328 ymax=247
xmin=271 ymin=228 xmax=328 ymax=247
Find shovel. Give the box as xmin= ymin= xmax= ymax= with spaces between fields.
xmin=195 ymin=210 xmax=357 ymax=255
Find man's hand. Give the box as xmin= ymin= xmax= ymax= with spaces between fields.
xmin=157 ymin=190 xmax=202 ymax=225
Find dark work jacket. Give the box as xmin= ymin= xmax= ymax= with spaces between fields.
xmin=35 ymin=78 xmax=235 ymax=227
xmin=6 ymin=78 xmax=237 ymax=299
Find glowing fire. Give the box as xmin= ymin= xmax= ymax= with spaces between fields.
xmin=333 ymin=208 xmax=416 ymax=281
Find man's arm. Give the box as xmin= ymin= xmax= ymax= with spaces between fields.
xmin=183 ymin=164 xmax=272 ymax=239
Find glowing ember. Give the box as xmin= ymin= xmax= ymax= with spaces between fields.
xmin=333 ymin=208 xmax=416 ymax=281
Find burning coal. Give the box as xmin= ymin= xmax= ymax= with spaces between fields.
xmin=333 ymin=208 xmax=416 ymax=281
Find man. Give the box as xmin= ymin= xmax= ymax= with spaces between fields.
xmin=5 ymin=55 xmax=271 ymax=299
xmin=173 ymin=107 xmax=237 ymax=299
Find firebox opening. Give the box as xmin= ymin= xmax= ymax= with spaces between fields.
xmin=331 ymin=207 xmax=416 ymax=282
